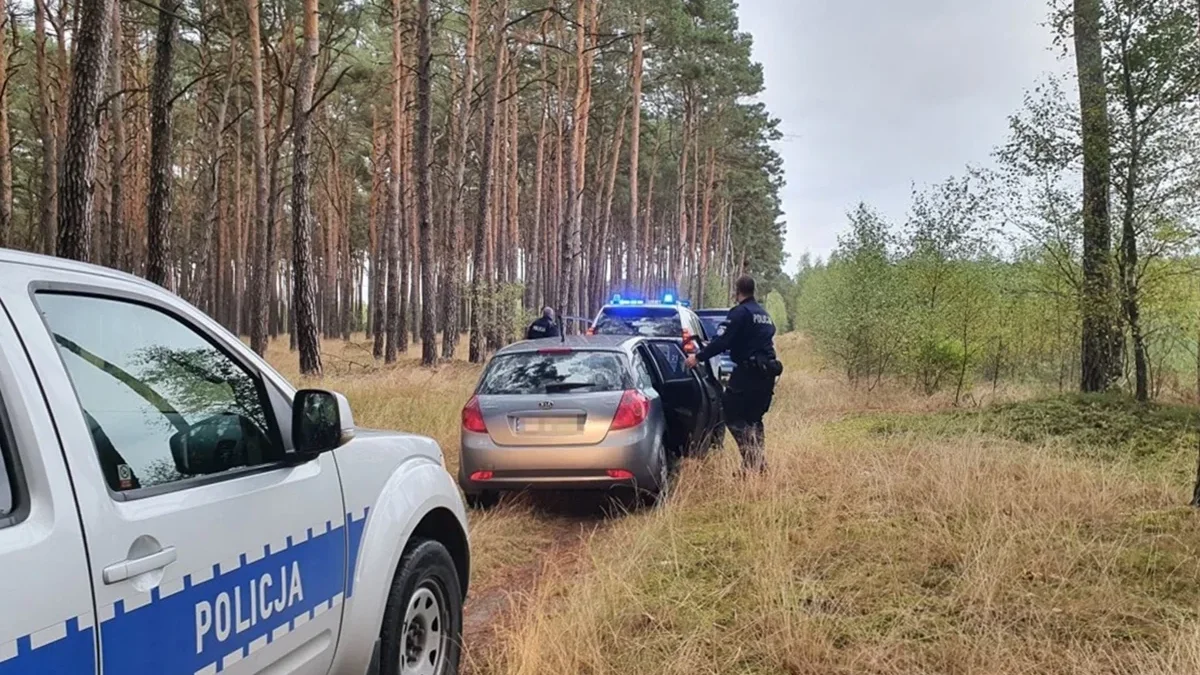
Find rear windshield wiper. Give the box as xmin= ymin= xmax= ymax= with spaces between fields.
xmin=544 ymin=382 xmax=598 ymax=393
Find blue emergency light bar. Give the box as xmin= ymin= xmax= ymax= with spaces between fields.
xmin=609 ymin=292 xmax=686 ymax=307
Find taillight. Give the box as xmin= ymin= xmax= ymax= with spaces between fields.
xmin=462 ymin=396 xmax=487 ymax=433
xmin=610 ymin=390 xmax=650 ymax=431
xmin=606 ymin=469 xmax=634 ymax=480
xmin=470 ymin=471 xmax=494 ymax=481
xmin=682 ymin=328 xmax=697 ymax=354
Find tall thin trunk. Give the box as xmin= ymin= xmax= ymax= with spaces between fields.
xmin=1075 ymin=0 xmax=1118 ymax=392
xmin=527 ymin=30 xmax=549 ymax=311
xmin=627 ymin=19 xmax=644 ymax=288
xmin=146 ymin=0 xmax=179 ymax=287
xmin=368 ymin=108 xmax=384 ymax=343
xmin=292 ymin=0 xmax=322 ymax=375
xmin=106 ymin=1 xmax=124 ymax=268
xmin=386 ymin=0 xmax=404 ymax=362
xmin=674 ymin=106 xmax=691 ymax=291
xmin=698 ymin=147 xmax=717 ymax=303
xmin=34 ymin=0 xmax=57 ymax=255
xmin=57 ymin=0 xmax=114 ymax=262
xmin=470 ymin=0 xmax=508 ymax=363
xmin=248 ymin=0 xmax=271 ymax=354
xmin=443 ymin=0 xmax=480 ymax=359
xmin=0 ymin=0 xmax=11 ymax=249
xmin=416 ymin=0 xmax=436 ymax=364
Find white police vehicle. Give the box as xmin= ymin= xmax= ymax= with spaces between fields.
xmin=0 ymin=249 xmax=469 ymax=675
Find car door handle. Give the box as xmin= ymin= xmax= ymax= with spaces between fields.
xmin=103 ymin=546 xmax=177 ymax=584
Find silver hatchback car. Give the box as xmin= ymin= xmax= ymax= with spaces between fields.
xmin=458 ymin=335 xmax=723 ymax=508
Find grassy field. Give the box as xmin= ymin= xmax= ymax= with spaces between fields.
xmin=266 ymin=334 xmax=1200 ymax=675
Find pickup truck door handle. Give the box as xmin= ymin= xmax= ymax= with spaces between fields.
xmin=103 ymin=546 xmax=177 ymax=584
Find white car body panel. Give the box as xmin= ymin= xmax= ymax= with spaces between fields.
xmin=0 ymin=249 xmax=469 ymax=675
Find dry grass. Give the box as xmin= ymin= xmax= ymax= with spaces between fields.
xmin=264 ymin=334 xmax=1200 ymax=674
xmin=469 ymin=335 xmax=1200 ymax=675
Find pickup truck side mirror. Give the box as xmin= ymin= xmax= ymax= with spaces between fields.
xmin=169 ymin=413 xmax=270 ymax=477
xmin=293 ymin=389 xmax=356 ymax=454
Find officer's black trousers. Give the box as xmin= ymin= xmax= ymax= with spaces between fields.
xmin=722 ymin=370 xmax=775 ymax=472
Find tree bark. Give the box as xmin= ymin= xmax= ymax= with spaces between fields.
xmin=443 ymin=0 xmax=480 ymax=360
xmin=34 ymin=0 xmax=57 ymax=255
xmin=56 ymin=0 xmax=115 ymax=262
xmin=106 ymin=1 xmax=124 ymax=269
xmin=470 ymin=0 xmax=508 ymax=363
xmin=291 ymin=0 xmax=322 ymax=376
xmin=146 ymin=0 xmax=178 ymax=287
xmin=386 ymin=0 xmax=405 ymax=362
xmin=627 ymin=19 xmax=644 ymax=288
xmin=416 ymin=0 xmax=436 ymax=364
xmin=1074 ymin=0 xmax=1118 ymax=392
xmin=247 ymin=0 xmax=271 ymax=355
xmin=0 ymin=0 xmax=10 ymax=249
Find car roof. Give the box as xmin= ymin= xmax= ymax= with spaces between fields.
xmin=695 ymin=307 xmax=730 ymax=314
xmin=496 ymin=334 xmax=641 ymax=355
xmin=0 ymin=247 xmax=156 ymax=289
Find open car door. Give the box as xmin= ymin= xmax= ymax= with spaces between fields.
xmin=639 ymin=340 xmax=713 ymax=456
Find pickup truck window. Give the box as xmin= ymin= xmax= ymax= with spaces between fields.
xmin=37 ymin=293 xmax=284 ymax=493
xmin=0 ymin=427 xmax=12 ymax=518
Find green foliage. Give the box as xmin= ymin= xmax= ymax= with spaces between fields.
xmin=763 ymin=290 xmax=787 ymax=332
xmin=854 ymin=393 xmax=1200 ymax=465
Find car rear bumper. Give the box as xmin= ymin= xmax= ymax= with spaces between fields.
xmin=458 ymin=424 xmax=664 ymax=493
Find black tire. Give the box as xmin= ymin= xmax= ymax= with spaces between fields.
xmin=465 ymin=491 xmax=499 ymax=510
xmin=638 ymin=442 xmax=671 ymax=508
xmin=379 ymin=540 xmax=463 ymax=675
xmin=709 ymin=422 xmax=727 ymax=452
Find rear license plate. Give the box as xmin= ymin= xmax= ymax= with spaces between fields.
xmin=514 ymin=416 xmax=584 ymax=434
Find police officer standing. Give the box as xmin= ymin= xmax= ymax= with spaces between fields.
xmin=526 ymin=307 xmax=560 ymax=340
xmin=685 ymin=275 xmax=781 ymax=473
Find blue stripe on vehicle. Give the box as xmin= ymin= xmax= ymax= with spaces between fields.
xmin=345 ymin=507 xmax=370 ymax=599
xmin=0 ymin=616 xmax=96 ymax=675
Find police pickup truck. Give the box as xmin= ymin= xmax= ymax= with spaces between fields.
xmin=0 ymin=250 xmax=469 ymax=675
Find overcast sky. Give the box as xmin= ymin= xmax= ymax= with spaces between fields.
xmin=737 ymin=0 xmax=1069 ymax=270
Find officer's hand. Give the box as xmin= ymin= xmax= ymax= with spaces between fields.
xmin=684 ymin=355 xmax=699 ymax=370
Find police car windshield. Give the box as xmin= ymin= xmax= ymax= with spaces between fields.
xmin=593 ymin=306 xmax=681 ymax=338
xmin=479 ymin=351 xmax=629 ymax=395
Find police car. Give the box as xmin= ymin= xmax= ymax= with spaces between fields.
xmin=0 ymin=249 xmax=469 ymax=675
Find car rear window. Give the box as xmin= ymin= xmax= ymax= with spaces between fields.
xmin=593 ymin=307 xmax=682 ymax=338
xmin=479 ymin=351 xmax=630 ymax=395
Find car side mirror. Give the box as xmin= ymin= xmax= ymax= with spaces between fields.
xmin=169 ymin=413 xmax=267 ymax=477
xmin=293 ymin=389 xmax=356 ymax=454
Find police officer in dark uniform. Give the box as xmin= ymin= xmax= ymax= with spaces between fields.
xmin=685 ymin=275 xmax=781 ymax=473
xmin=526 ymin=307 xmax=560 ymax=340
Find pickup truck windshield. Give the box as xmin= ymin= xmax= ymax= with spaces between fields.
xmin=592 ymin=307 xmax=681 ymax=338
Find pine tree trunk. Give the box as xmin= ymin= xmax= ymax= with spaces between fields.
xmin=292 ymin=0 xmax=323 ymax=376
xmin=106 ymin=1 xmax=124 ymax=269
xmin=527 ymin=30 xmax=549 ymax=311
xmin=443 ymin=0 xmax=480 ymax=360
xmin=247 ymin=0 xmax=271 ymax=354
xmin=470 ymin=0 xmax=508 ymax=363
xmin=34 ymin=0 xmax=57 ymax=255
xmin=0 ymin=0 xmax=11 ymax=250
xmin=146 ymin=0 xmax=179 ymax=287
xmin=1075 ymin=0 xmax=1118 ymax=392
xmin=697 ymin=147 xmax=717 ymax=304
xmin=368 ymin=108 xmax=384 ymax=342
xmin=416 ymin=0 xmax=436 ymax=364
xmin=386 ymin=0 xmax=404 ymax=363
xmin=627 ymin=20 xmax=644 ymax=288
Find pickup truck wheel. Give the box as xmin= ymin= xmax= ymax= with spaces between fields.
xmin=380 ymin=540 xmax=463 ymax=675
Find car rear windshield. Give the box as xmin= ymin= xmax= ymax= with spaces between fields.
xmin=593 ymin=307 xmax=681 ymax=338
xmin=479 ymin=351 xmax=629 ymax=395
